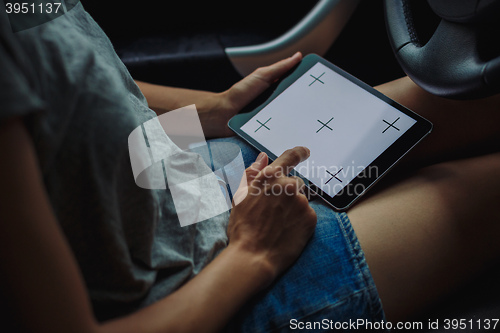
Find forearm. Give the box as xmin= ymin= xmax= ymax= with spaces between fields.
xmin=134 ymin=53 xmax=303 ymax=139
xmin=103 ymin=243 xmax=272 ymax=333
xmin=135 ymin=80 xmax=227 ymax=138
xmin=135 ymin=80 xmax=219 ymax=115
xmin=376 ymin=76 xmax=500 ymax=167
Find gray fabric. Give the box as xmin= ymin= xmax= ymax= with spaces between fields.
xmin=0 ymin=0 xmax=228 ymax=320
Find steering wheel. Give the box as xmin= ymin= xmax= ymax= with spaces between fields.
xmin=384 ymin=0 xmax=500 ymax=99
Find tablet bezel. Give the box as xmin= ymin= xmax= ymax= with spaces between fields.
xmin=228 ymin=54 xmax=433 ymax=211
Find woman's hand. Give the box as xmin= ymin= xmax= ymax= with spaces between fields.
xmin=136 ymin=52 xmax=302 ymax=138
xmin=227 ymin=146 xmax=317 ymax=285
xmin=202 ymin=52 xmax=303 ymax=138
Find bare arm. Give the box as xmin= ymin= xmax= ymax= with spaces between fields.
xmin=103 ymin=242 xmax=273 ymax=333
xmin=136 ymin=52 xmax=303 ymax=138
xmin=0 ymin=117 xmax=315 ymax=333
xmin=0 ymin=118 xmax=97 ymax=333
xmin=134 ymin=81 xmax=225 ymax=139
xmin=134 ymin=81 xmax=219 ymax=115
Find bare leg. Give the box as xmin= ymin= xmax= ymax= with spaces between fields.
xmin=347 ymin=77 xmax=500 ymax=321
xmin=349 ymin=152 xmax=500 ymax=321
xmin=376 ymin=77 xmax=500 ymax=167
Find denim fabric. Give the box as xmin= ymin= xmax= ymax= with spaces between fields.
xmin=210 ymin=136 xmax=386 ymax=332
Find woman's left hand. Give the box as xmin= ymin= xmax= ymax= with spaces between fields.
xmin=203 ymin=52 xmax=302 ymax=138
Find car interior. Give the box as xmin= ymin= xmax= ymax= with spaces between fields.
xmin=82 ymin=0 xmax=500 ymax=330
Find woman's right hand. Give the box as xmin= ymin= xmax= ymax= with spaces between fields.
xmin=227 ymin=147 xmax=317 ymax=286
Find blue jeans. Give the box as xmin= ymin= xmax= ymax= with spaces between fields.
xmin=209 ymin=137 xmax=387 ymax=332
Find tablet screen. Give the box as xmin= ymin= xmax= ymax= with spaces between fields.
xmin=240 ymin=62 xmax=417 ymax=198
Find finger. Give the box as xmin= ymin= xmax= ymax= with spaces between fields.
xmin=290 ymin=175 xmax=306 ymax=194
xmin=267 ymin=146 xmax=310 ymax=177
xmin=251 ymin=52 xmax=302 ymax=85
xmin=277 ymin=176 xmax=307 ymax=197
xmin=232 ymin=152 xmax=269 ymax=206
xmin=244 ymin=152 xmax=268 ymax=186
xmin=226 ymin=52 xmax=302 ymax=109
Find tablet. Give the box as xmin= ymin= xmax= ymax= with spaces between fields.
xmin=228 ymin=54 xmax=433 ymax=211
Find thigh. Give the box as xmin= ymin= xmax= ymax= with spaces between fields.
xmin=348 ymin=152 xmax=500 ymax=321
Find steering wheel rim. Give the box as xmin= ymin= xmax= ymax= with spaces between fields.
xmin=384 ymin=0 xmax=500 ymax=99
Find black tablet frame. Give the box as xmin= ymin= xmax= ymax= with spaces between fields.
xmin=228 ymin=54 xmax=433 ymax=211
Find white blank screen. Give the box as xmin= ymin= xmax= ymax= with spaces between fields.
xmin=241 ymin=62 xmax=416 ymax=197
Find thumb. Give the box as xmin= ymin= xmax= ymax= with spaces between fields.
xmin=233 ymin=152 xmax=268 ymax=206
xmin=226 ymin=52 xmax=302 ymax=110
xmin=246 ymin=152 xmax=268 ymax=185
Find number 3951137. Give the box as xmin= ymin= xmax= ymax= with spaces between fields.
xmin=5 ymin=2 xmax=62 ymax=14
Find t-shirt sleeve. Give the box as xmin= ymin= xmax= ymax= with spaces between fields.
xmin=0 ymin=31 xmax=45 ymax=124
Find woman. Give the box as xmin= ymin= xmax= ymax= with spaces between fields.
xmin=1 ymin=1 xmax=500 ymax=332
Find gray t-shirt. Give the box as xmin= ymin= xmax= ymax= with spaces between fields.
xmin=0 ymin=1 xmax=228 ymax=320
